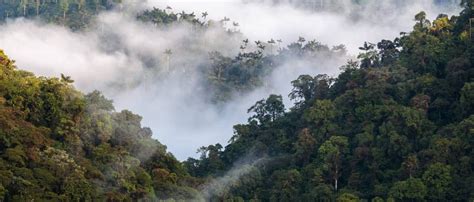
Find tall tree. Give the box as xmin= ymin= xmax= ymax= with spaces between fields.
xmin=318 ymin=136 xmax=348 ymax=191
xmin=59 ymin=0 xmax=70 ymax=23
xmin=20 ymin=0 xmax=29 ymax=16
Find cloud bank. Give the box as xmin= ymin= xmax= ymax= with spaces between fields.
xmin=0 ymin=0 xmax=461 ymax=159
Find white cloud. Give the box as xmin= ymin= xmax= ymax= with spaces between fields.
xmin=0 ymin=0 xmax=461 ymax=160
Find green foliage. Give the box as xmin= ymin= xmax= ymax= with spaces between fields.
xmin=1 ymin=2 xmax=473 ymax=201
xmin=389 ymin=178 xmax=427 ymax=200
xmin=422 ymin=163 xmax=452 ymax=200
xmin=187 ymin=5 xmax=474 ymax=201
xmin=0 ymin=0 xmax=118 ymax=29
xmin=337 ymin=193 xmax=360 ymax=202
xmin=248 ymin=94 xmax=285 ymax=124
xmin=207 ymin=39 xmax=346 ymax=102
xmin=0 ymin=50 xmax=200 ymax=200
xmin=137 ymin=8 xmax=179 ymax=26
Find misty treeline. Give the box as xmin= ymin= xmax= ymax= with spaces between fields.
xmin=1 ymin=0 xmax=349 ymax=103
xmin=0 ymin=0 xmax=126 ymax=30
xmin=0 ymin=2 xmax=347 ymax=201
xmin=185 ymin=1 xmax=474 ymax=201
xmin=137 ymin=8 xmax=350 ymax=104
xmin=0 ymin=49 xmax=203 ymax=200
xmin=0 ymin=1 xmax=473 ymax=202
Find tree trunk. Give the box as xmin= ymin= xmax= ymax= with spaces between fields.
xmin=36 ymin=0 xmax=40 ymax=16
xmin=334 ymin=168 xmax=338 ymax=191
xmin=166 ymin=55 xmax=170 ymax=72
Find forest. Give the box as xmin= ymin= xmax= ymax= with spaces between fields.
xmin=0 ymin=0 xmax=473 ymax=201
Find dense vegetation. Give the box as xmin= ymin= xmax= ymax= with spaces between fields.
xmin=0 ymin=50 xmax=203 ymax=200
xmin=0 ymin=0 xmax=473 ymax=201
xmin=136 ymin=8 xmax=348 ymax=102
xmin=1 ymin=2 xmax=348 ymax=103
xmin=186 ymin=2 xmax=474 ymax=201
xmin=0 ymin=0 xmax=126 ymax=30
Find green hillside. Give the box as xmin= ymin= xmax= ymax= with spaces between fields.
xmin=0 ymin=0 xmax=473 ymax=201
xmin=186 ymin=2 xmax=474 ymax=201
xmin=0 ymin=50 xmax=203 ymax=200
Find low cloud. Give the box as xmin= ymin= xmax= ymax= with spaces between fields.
xmin=0 ymin=0 xmax=461 ymax=159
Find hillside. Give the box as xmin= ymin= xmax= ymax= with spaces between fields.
xmin=185 ymin=2 xmax=474 ymax=201
xmin=0 ymin=0 xmax=473 ymax=201
xmin=0 ymin=50 xmax=203 ymax=200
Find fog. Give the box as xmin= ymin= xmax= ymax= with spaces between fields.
xmin=149 ymin=0 xmax=461 ymax=53
xmin=0 ymin=0 xmax=461 ymax=160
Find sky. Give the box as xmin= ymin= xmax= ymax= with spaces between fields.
xmin=0 ymin=0 xmax=461 ymax=160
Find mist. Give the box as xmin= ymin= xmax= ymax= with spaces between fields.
xmin=0 ymin=0 xmax=461 ymax=160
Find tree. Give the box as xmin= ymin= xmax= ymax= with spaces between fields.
xmin=59 ymin=0 xmax=70 ymax=22
xmin=34 ymin=0 xmax=41 ymax=16
xmin=60 ymin=73 xmax=74 ymax=83
xmin=294 ymin=128 xmax=316 ymax=165
xmin=197 ymin=144 xmax=224 ymax=173
xmin=267 ymin=39 xmax=276 ymax=54
xmin=422 ymin=163 xmax=452 ymax=200
xmin=247 ymin=94 xmax=285 ymax=124
xmin=270 ymin=169 xmax=302 ymax=201
xmin=304 ymin=100 xmax=337 ymax=141
xmin=337 ymin=193 xmax=359 ymax=202
xmin=290 ymin=75 xmax=316 ymax=104
xmin=318 ymin=136 xmax=348 ymax=191
xmin=289 ymin=74 xmax=332 ymax=107
xmin=389 ymin=178 xmax=427 ymax=200
xmin=401 ymin=154 xmax=418 ymax=177
xmin=377 ymin=39 xmax=399 ymax=66
xmin=414 ymin=11 xmax=431 ymax=31
xmin=208 ymin=51 xmax=231 ymax=83
xmin=164 ymin=49 xmax=173 ymax=72
xmin=358 ymin=42 xmax=379 ymax=68
xmin=430 ymin=14 xmax=452 ymax=35
xmin=20 ymin=0 xmax=29 ymax=16
xmin=460 ymin=82 xmax=474 ymax=116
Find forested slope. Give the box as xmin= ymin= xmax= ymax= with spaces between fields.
xmin=0 ymin=0 xmax=473 ymax=201
xmin=0 ymin=0 xmax=120 ymax=29
xmin=186 ymin=2 xmax=474 ymax=201
xmin=0 ymin=50 xmax=202 ymax=200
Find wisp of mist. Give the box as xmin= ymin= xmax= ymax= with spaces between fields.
xmin=0 ymin=0 xmax=461 ymax=160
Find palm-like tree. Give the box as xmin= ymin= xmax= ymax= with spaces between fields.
xmin=298 ymin=36 xmax=306 ymax=44
xmin=221 ymin=16 xmax=230 ymax=27
xmin=59 ymin=0 xmax=70 ymax=23
xmin=164 ymin=49 xmax=173 ymax=72
xmin=255 ymin=41 xmax=265 ymax=50
xmin=277 ymin=39 xmax=283 ymax=52
xmin=20 ymin=0 xmax=28 ymax=16
xmin=267 ymin=39 xmax=276 ymax=54
xmin=34 ymin=0 xmax=41 ymax=16
xmin=61 ymin=73 xmax=74 ymax=83
xmin=232 ymin=21 xmax=239 ymax=32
